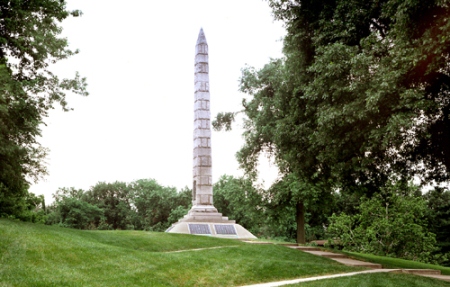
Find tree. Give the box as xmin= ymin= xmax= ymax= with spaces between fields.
xmin=45 ymin=179 xmax=192 ymax=231
xmin=85 ymin=182 xmax=133 ymax=230
xmin=0 ymin=0 xmax=88 ymax=216
xmin=262 ymin=174 xmax=334 ymax=243
xmin=327 ymin=182 xmax=438 ymax=263
xmin=214 ymin=0 xmax=450 ymax=241
xmin=130 ymin=179 xmax=190 ymax=231
xmin=213 ymin=175 xmax=264 ymax=235
xmin=47 ymin=187 xmax=103 ymax=229
xmin=424 ymin=187 xmax=450 ymax=265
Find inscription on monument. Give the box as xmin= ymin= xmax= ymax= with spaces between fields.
xmin=189 ymin=224 xmax=211 ymax=235
xmin=214 ymin=225 xmax=237 ymax=235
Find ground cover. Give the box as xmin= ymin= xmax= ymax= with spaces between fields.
xmin=287 ymin=273 xmax=450 ymax=287
xmin=341 ymin=251 xmax=450 ymax=275
xmin=0 ymin=219 xmax=359 ymax=286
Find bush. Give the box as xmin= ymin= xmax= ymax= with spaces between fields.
xmin=327 ymin=183 xmax=438 ymax=263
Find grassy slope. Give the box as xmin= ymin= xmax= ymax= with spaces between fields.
xmin=341 ymin=251 xmax=450 ymax=275
xmin=0 ymin=219 xmax=359 ymax=287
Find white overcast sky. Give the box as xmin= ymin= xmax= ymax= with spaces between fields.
xmin=30 ymin=0 xmax=285 ymax=203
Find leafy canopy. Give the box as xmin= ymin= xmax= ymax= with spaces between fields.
xmin=215 ymin=0 xmax=450 ymax=192
xmin=0 ymin=0 xmax=87 ymax=215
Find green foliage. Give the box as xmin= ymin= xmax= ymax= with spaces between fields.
xmin=217 ymin=0 xmax=450 ymax=199
xmin=424 ymin=187 xmax=450 ymax=265
xmin=17 ymin=191 xmax=47 ymax=223
xmin=327 ymin=182 xmax=438 ymax=263
xmin=216 ymin=0 xmax=450 ymax=254
xmin=213 ymin=175 xmax=264 ymax=234
xmin=46 ymin=179 xmax=191 ymax=231
xmin=85 ymin=182 xmax=133 ymax=230
xmin=259 ymin=177 xmax=297 ymax=241
xmin=261 ymin=174 xmax=334 ymax=242
xmin=167 ymin=205 xmax=189 ymax=226
xmin=0 ymin=182 xmax=47 ymax=223
xmin=212 ymin=112 xmax=236 ymax=131
xmin=130 ymin=179 xmax=190 ymax=231
xmin=47 ymin=187 xmax=104 ymax=229
xmin=0 ymin=0 xmax=88 ymax=217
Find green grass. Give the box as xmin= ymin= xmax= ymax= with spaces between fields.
xmin=340 ymin=251 xmax=450 ymax=275
xmin=0 ymin=219 xmax=360 ymax=287
xmin=287 ymin=273 xmax=450 ymax=287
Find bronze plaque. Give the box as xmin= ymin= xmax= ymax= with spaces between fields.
xmin=189 ymin=224 xmax=211 ymax=234
xmin=215 ymin=225 xmax=237 ymax=235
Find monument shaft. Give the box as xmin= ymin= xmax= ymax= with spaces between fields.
xmin=193 ymin=28 xmax=213 ymax=207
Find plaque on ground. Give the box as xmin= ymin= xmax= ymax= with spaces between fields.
xmin=214 ymin=225 xmax=237 ymax=235
xmin=188 ymin=224 xmax=211 ymax=235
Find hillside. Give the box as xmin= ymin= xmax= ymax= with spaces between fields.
xmin=0 ymin=219 xmax=357 ymax=286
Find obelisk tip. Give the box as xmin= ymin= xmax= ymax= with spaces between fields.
xmin=196 ymin=28 xmax=207 ymax=45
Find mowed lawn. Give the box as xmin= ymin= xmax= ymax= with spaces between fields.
xmin=289 ymin=273 xmax=450 ymax=287
xmin=0 ymin=219 xmax=359 ymax=287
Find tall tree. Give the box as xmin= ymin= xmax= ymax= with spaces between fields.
xmin=0 ymin=0 xmax=88 ymax=216
xmin=214 ymin=0 xmax=450 ymax=242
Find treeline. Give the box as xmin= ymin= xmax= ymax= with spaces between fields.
xmin=8 ymin=175 xmax=450 ymax=265
xmin=45 ymin=179 xmax=191 ymax=231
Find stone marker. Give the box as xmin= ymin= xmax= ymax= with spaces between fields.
xmin=166 ymin=29 xmax=256 ymax=239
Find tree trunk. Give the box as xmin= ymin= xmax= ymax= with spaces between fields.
xmin=296 ymin=201 xmax=306 ymax=244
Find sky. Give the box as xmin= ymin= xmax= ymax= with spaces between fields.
xmin=30 ymin=0 xmax=286 ymax=203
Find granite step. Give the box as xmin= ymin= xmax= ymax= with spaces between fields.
xmin=331 ymin=257 xmax=383 ymax=269
xmin=279 ymin=243 xmax=299 ymax=247
xmin=289 ymin=246 xmax=321 ymax=251
xmin=292 ymin=248 xmax=382 ymax=269
xmin=310 ymin=240 xmax=327 ymax=246
xmin=303 ymin=250 xmax=347 ymax=258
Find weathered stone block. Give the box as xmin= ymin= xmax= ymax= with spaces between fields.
xmin=195 ymin=63 xmax=209 ymax=73
xmin=194 ymin=72 xmax=209 ymax=82
xmin=194 ymin=128 xmax=211 ymax=138
xmin=194 ymin=147 xmax=211 ymax=156
xmin=194 ymin=81 xmax=209 ymax=92
xmin=195 ymin=43 xmax=208 ymax=54
xmin=194 ymin=110 xmax=210 ymax=120
xmin=194 ymin=100 xmax=210 ymax=111
xmin=195 ymin=92 xmax=210 ymax=101
xmin=195 ymin=54 xmax=209 ymax=63
xmin=199 ymin=194 xmax=212 ymax=205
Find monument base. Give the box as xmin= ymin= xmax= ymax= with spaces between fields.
xmin=166 ymin=205 xmax=257 ymax=240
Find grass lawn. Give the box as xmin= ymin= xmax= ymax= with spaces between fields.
xmin=287 ymin=273 xmax=450 ymax=287
xmin=0 ymin=219 xmax=360 ymax=287
xmin=341 ymin=251 xmax=450 ymax=275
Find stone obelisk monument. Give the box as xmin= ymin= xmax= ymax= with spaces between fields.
xmin=166 ymin=29 xmax=256 ymax=239
xmin=192 ymin=27 xmax=216 ymax=213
